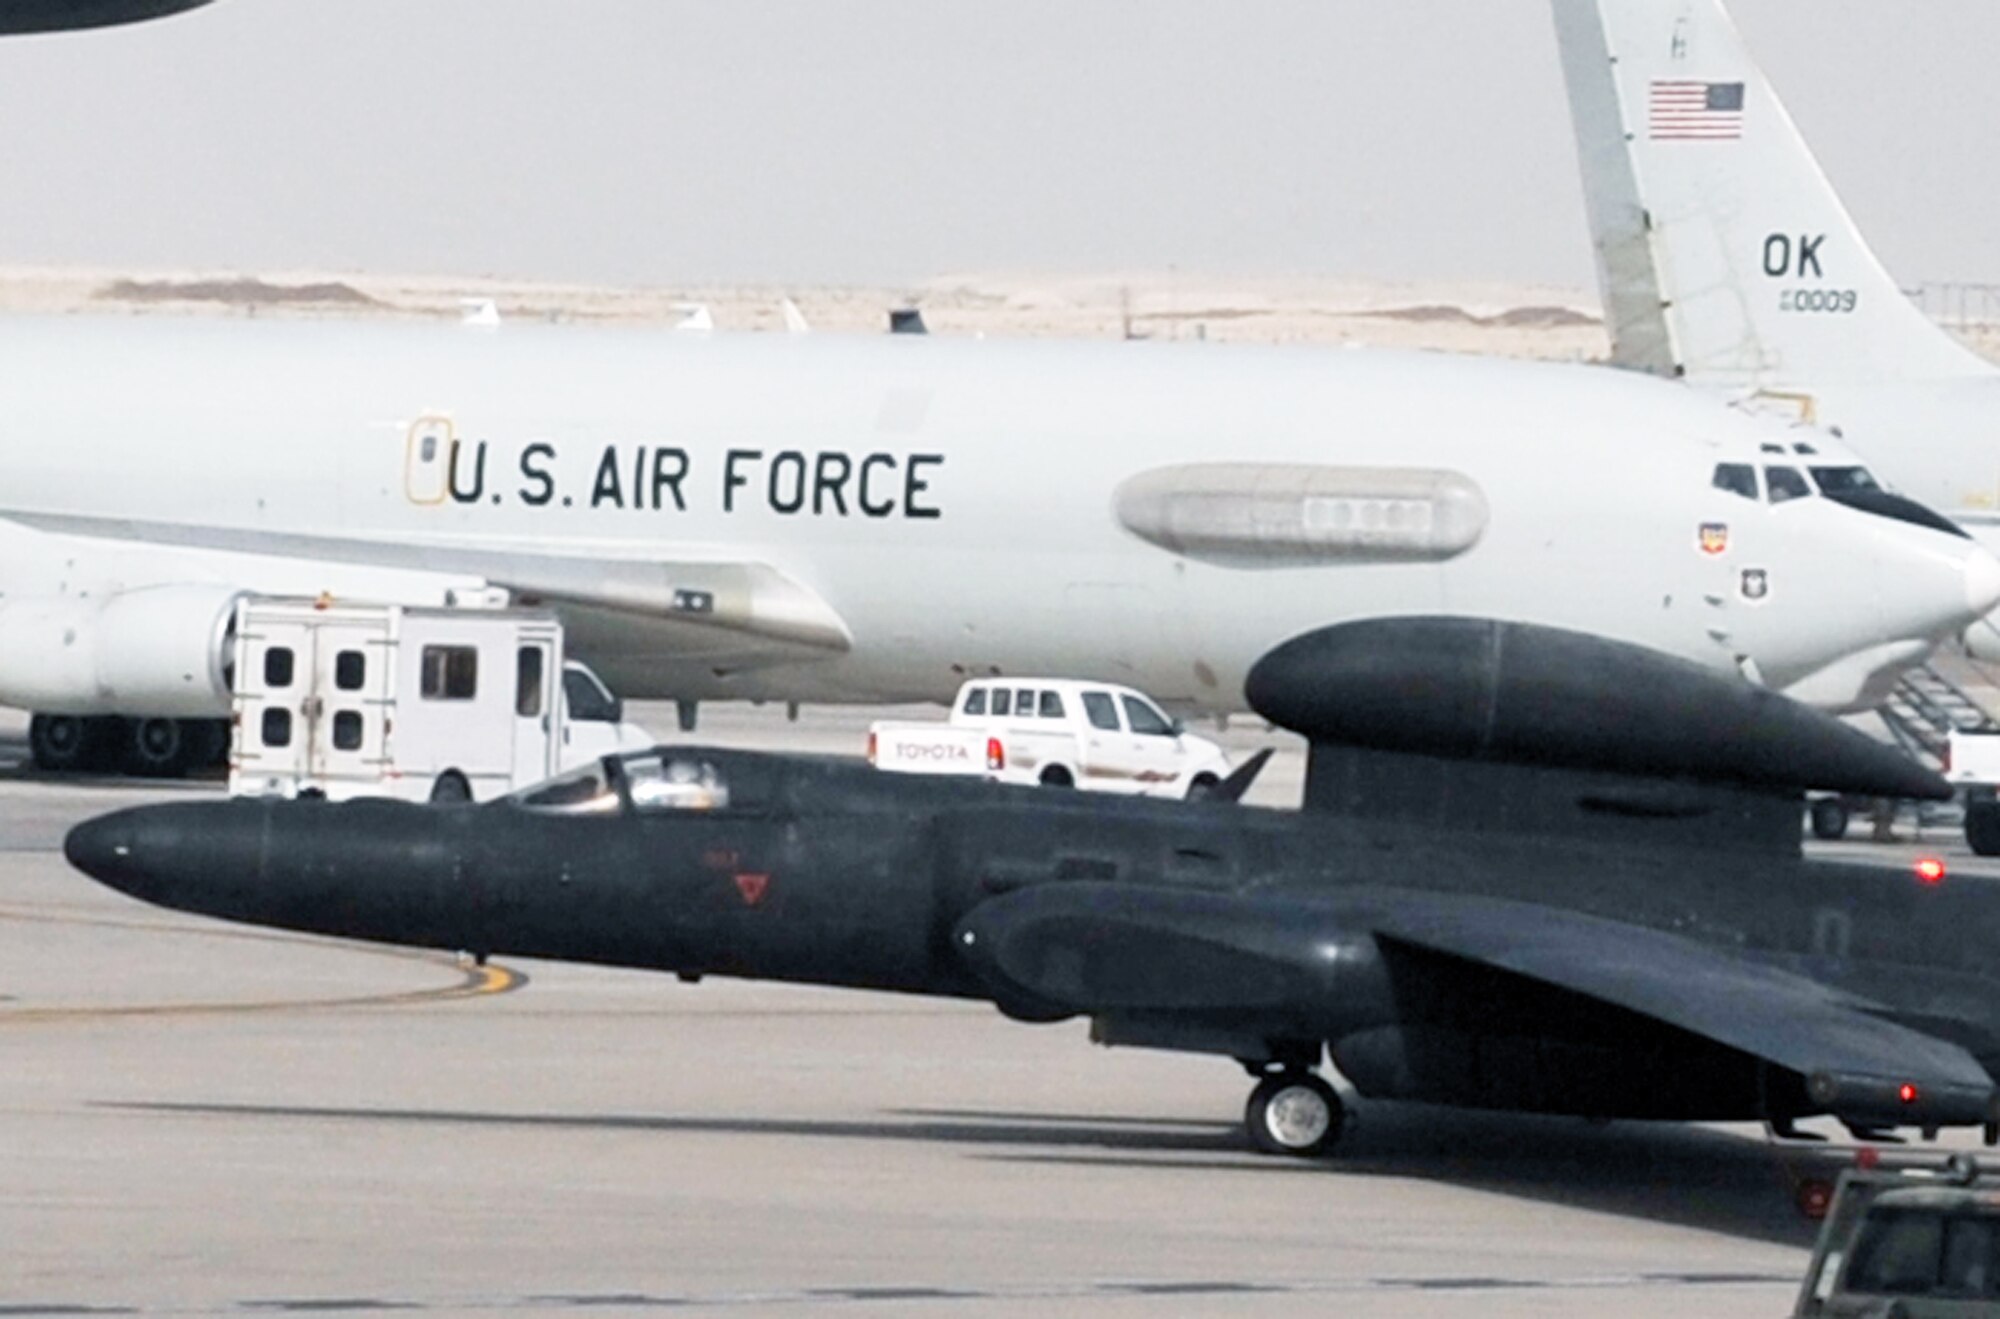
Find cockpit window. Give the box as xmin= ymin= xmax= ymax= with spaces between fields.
xmin=1765 ymin=466 xmax=1812 ymax=503
xmin=624 ymin=753 xmax=731 ymax=812
xmin=511 ymin=760 xmax=620 ymax=815
xmin=1811 ymin=465 xmax=1883 ymax=495
xmin=1712 ymin=463 xmax=1759 ymax=501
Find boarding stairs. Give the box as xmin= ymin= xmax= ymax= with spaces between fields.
xmin=1879 ymin=661 xmax=2000 ymax=772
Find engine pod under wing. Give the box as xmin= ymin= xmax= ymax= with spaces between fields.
xmin=1245 ymin=617 xmax=1947 ymax=801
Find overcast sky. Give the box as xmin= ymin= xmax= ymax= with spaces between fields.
xmin=0 ymin=1 xmax=1991 ymax=290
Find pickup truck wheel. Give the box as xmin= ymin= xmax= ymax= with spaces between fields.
xmin=1808 ymin=798 xmax=1849 ymax=841
xmin=429 ymin=770 xmax=473 ymax=805
xmin=1186 ymin=773 xmax=1221 ymax=801
xmin=1967 ymin=802 xmax=2000 ymax=857
xmin=1039 ymin=766 xmax=1075 ymax=788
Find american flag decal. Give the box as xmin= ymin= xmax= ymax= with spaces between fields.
xmin=1649 ymin=80 xmax=1745 ymax=140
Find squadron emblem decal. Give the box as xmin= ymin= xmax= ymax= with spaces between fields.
xmin=1740 ymin=568 xmax=1770 ymax=603
xmin=1698 ymin=522 xmax=1730 ymax=556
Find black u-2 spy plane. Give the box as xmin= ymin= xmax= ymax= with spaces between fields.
xmin=65 ymin=618 xmax=2000 ymax=1158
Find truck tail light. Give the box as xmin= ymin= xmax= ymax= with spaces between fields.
xmin=867 ymin=731 xmax=878 ymax=765
xmin=986 ymin=737 xmax=1006 ymax=771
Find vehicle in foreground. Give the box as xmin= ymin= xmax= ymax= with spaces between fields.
xmin=65 ymin=617 xmax=2000 ymax=1157
xmin=867 ymin=678 xmax=1230 ymax=798
xmin=1795 ymin=1156 xmax=2000 ymax=1316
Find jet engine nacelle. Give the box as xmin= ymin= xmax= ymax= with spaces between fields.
xmin=0 ymin=584 xmax=243 ymax=716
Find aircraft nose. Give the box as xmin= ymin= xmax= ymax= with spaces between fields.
xmin=1966 ymin=545 xmax=2000 ymax=618
xmin=64 ymin=809 xmax=142 ymax=893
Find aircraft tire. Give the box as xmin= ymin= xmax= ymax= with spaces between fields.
xmin=123 ymin=717 xmax=193 ymax=778
xmin=29 ymin=714 xmax=111 ymax=773
xmin=1244 ymin=1070 xmax=1344 ymax=1158
xmin=1808 ymin=798 xmax=1849 ymax=841
xmin=1967 ymin=802 xmax=2000 ymax=857
xmin=429 ymin=770 xmax=472 ymax=805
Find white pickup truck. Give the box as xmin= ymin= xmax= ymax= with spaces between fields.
xmin=868 ymin=678 xmax=1232 ymax=798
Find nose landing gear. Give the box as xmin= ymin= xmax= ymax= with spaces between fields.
xmin=1244 ymin=1068 xmax=1346 ymax=1158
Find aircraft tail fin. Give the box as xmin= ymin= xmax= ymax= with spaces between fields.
xmin=1550 ymin=0 xmax=1990 ymax=390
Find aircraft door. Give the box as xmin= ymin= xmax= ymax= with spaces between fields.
xmin=309 ymin=624 xmax=390 ymax=787
xmin=511 ymin=641 xmax=557 ymax=788
xmin=404 ymin=415 xmax=454 ymax=506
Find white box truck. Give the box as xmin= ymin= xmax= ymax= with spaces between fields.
xmin=229 ymin=599 xmax=652 ymax=803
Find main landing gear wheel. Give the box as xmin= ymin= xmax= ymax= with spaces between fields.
xmin=1967 ymin=801 xmax=2000 ymax=858
xmin=29 ymin=714 xmax=106 ymax=773
xmin=1245 ymin=1070 xmax=1345 ymax=1158
xmin=124 ymin=717 xmax=193 ymax=778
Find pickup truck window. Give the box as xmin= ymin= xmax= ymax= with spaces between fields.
xmin=1039 ymin=691 xmax=1065 ymax=719
xmin=992 ymin=690 xmax=1012 ymax=717
xmin=1123 ymin=695 xmax=1174 ymax=737
xmin=962 ymin=688 xmax=987 ymax=716
xmin=1082 ymin=691 xmax=1121 ymax=731
xmin=1845 ymin=1208 xmax=1946 ymax=1295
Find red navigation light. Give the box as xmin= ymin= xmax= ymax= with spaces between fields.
xmin=1916 ymin=857 xmax=1947 ymax=886
xmin=986 ymin=737 xmax=1006 ymax=771
xmin=1900 ymin=1083 xmax=1920 ymax=1106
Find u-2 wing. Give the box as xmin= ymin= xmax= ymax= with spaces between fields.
xmin=955 ymin=881 xmax=1996 ymax=1131
xmin=1365 ymin=890 xmax=1996 ymax=1129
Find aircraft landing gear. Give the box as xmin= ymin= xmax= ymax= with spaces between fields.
xmin=29 ymin=714 xmax=110 ymax=772
xmin=1244 ymin=1068 xmax=1345 ymax=1158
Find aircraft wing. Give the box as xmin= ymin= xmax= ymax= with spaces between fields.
xmin=0 ymin=0 xmax=210 ymax=33
xmin=0 ymin=510 xmax=852 ymax=656
xmin=955 ymin=881 xmax=1996 ymax=1127
xmin=1363 ymin=889 xmax=1995 ymax=1121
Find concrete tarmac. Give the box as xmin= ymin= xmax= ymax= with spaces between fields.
xmin=2 ymin=703 xmax=1990 ymax=1318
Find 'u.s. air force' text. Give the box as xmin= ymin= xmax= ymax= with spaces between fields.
xmin=427 ymin=442 xmax=944 ymax=519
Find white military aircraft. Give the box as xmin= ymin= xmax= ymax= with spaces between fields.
xmin=1 ymin=315 xmax=1994 ymax=775
xmin=1552 ymin=0 xmax=2000 ymax=558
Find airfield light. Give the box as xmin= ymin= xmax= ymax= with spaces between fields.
xmin=986 ymin=737 xmax=1006 ymax=772
xmin=1901 ymin=1083 xmax=1921 ymax=1106
xmin=1916 ymin=857 xmax=1948 ymax=886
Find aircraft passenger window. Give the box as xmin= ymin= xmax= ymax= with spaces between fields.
xmin=516 ymin=647 xmax=545 ymax=718
xmin=624 ymin=754 xmax=731 ymax=812
xmin=1122 ymin=695 xmax=1174 ymax=737
xmin=1766 ymin=466 xmax=1812 ymax=504
xmin=332 ymin=711 xmax=363 ymax=751
xmin=510 ymin=759 xmax=620 ymax=815
xmin=1810 ymin=465 xmax=1883 ymax=495
xmin=261 ymin=708 xmax=291 ymax=748
xmin=334 ymin=650 xmax=365 ymax=692
xmin=420 ymin=646 xmax=478 ymax=700
xmin=1039 ymin=691 xmax=1064 ymax=719
xmin=1711 ymin=463 xmax=1758 ymax=501
xmin=264 ymin=647 xmax=295 ymax=688
xmin=961 ymin=688 xmax=987 ymax=717
xmin=1082 ymin=691 xmax=1121 ymax=732
xmin=991 ymin=690 xmax=1012 ymax=717
xmin=1015 ymin=689 xmax=1034 ymax=716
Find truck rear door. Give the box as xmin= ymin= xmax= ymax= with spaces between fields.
xmin=309 ymin=618 xmax=392 ymax=791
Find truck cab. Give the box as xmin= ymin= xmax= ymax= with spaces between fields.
xmin=1797 ymin=1159 xmax=2000 ymax=1316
